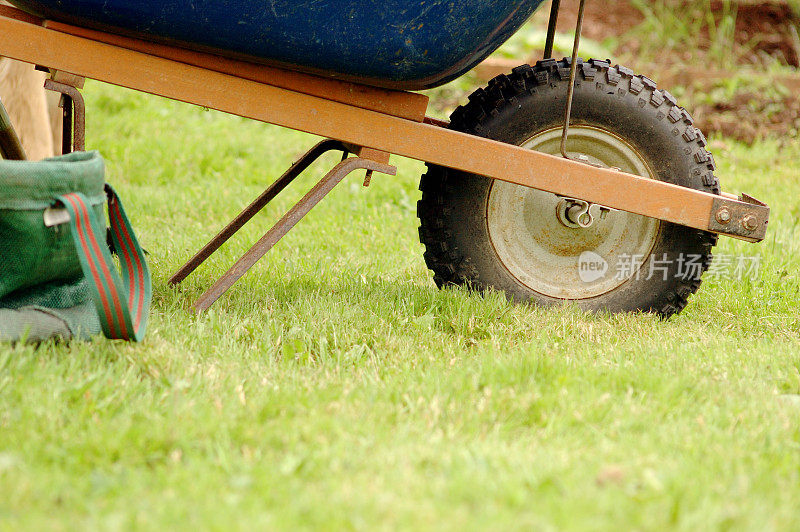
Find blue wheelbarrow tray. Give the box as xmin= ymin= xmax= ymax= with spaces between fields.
xmin=8 ymin=0 xmax=547 ymax=90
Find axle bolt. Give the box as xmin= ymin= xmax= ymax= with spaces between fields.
xmin=715 ymin=208 xmax=732 ymax=225
xmin=742 ymin=214 xmax=759 ymax=232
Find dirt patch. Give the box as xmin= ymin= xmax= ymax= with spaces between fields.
xmin=713 ymin=1 xmax=800 ymax=66
xmin=693 ymin=92 xmax=800 ymax=143
xmin=532 ymin=0 xmax=645 ymax=43
xmin=547 ymin=0 xmax=800 ymax=66
xmin=535 ymin=0 xmax=800 ymax=143
xmin=469 ymin=1 xmax=800 ymax=142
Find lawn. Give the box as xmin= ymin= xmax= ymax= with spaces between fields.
xmin=1 ymin=75 xmax=799 ymax=530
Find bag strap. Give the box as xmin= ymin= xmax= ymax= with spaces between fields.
xmin=57 ymin=185 xmax=151 ymax=341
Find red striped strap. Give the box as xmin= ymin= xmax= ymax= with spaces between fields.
xmin=57 ymin=188 xmax=151 ymax=341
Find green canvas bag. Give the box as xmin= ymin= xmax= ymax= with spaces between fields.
xmin=0 ymin=151 xmax=151 ymax=343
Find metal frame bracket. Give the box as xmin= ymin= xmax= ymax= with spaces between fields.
xmin=709 ymin=194 xmax=769 ymax=242
xmin=169 ymin=139 xmax=397 ymax=312
xmin=44 ymin=77 xmax=86 ymax=153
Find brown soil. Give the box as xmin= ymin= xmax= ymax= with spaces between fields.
xmin=714 ymin=1 xmax=800 ymax=66
xmin=534 ymin=0 xmax=645 ymax=43
xmin=548 ymin=0 xmax=800 ymax=65
xmin=533 ymin=0 xmax=800 ymax=142
xmin=693 ymin=92 xmax=800 ymax=143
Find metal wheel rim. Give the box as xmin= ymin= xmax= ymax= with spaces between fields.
xmin=486 ymin=126 xmax=661 ymax=300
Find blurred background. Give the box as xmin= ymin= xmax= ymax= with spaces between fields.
xmin=427 ymin=0 xmax=800 ymax=145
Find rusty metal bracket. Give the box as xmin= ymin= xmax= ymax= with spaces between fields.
xmin=709 ymin=193 xmax=770 ymax=242
xmin=49 ymin=69 xmax=86 ymax=89
xmin=44 ymin=78 xmax=85 ymax=153
xmin=170 ymin=140 xmax=396 ymax=312
xmin=340 ymin=144 xmax=391 ymax=187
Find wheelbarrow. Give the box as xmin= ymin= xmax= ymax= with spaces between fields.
xmin=0 ymin=0 xmax=771 ymax=318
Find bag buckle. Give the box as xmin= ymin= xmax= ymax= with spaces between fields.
xmin=43 ymin=207 xmax=70 ymax=227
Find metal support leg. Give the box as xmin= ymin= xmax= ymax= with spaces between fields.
xmin=0 ymin=96 xmax=26 ymax=160
xmin=169 ymin=139 xmax=349 ymax=285
xmin=190 ymin=154 xmax=396 ymax=312
xmin=44 ymin=78 xmax=86 ymax=153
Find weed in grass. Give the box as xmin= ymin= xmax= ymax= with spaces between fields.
xmin=629 ymin=0 xmax=740 ymax=67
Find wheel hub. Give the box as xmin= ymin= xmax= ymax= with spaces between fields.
xmin=555 ymin=197 xmax=617 ymax=229
xmin=486 ymin=126 xmax=661 ymax=300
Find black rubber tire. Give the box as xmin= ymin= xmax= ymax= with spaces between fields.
xmin=417 ymin=58 xmax=720 ymax=318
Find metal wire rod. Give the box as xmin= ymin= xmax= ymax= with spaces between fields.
xmin=560 ymin=0 xmax=588 ymax=159
xmin=543 ymin=0 xmax=562 ymax=59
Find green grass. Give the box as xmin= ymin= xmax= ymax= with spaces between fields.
xmin=629 ymin=0 xmax=742 ymax=67
xmin=1 ymin=81 xmax=799 ymax=530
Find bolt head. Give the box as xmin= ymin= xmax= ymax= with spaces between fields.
xmin=742 ymin=214 xmax=759 ymax=232
xmin=715 ymin=208 xmax=732 ymax=225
